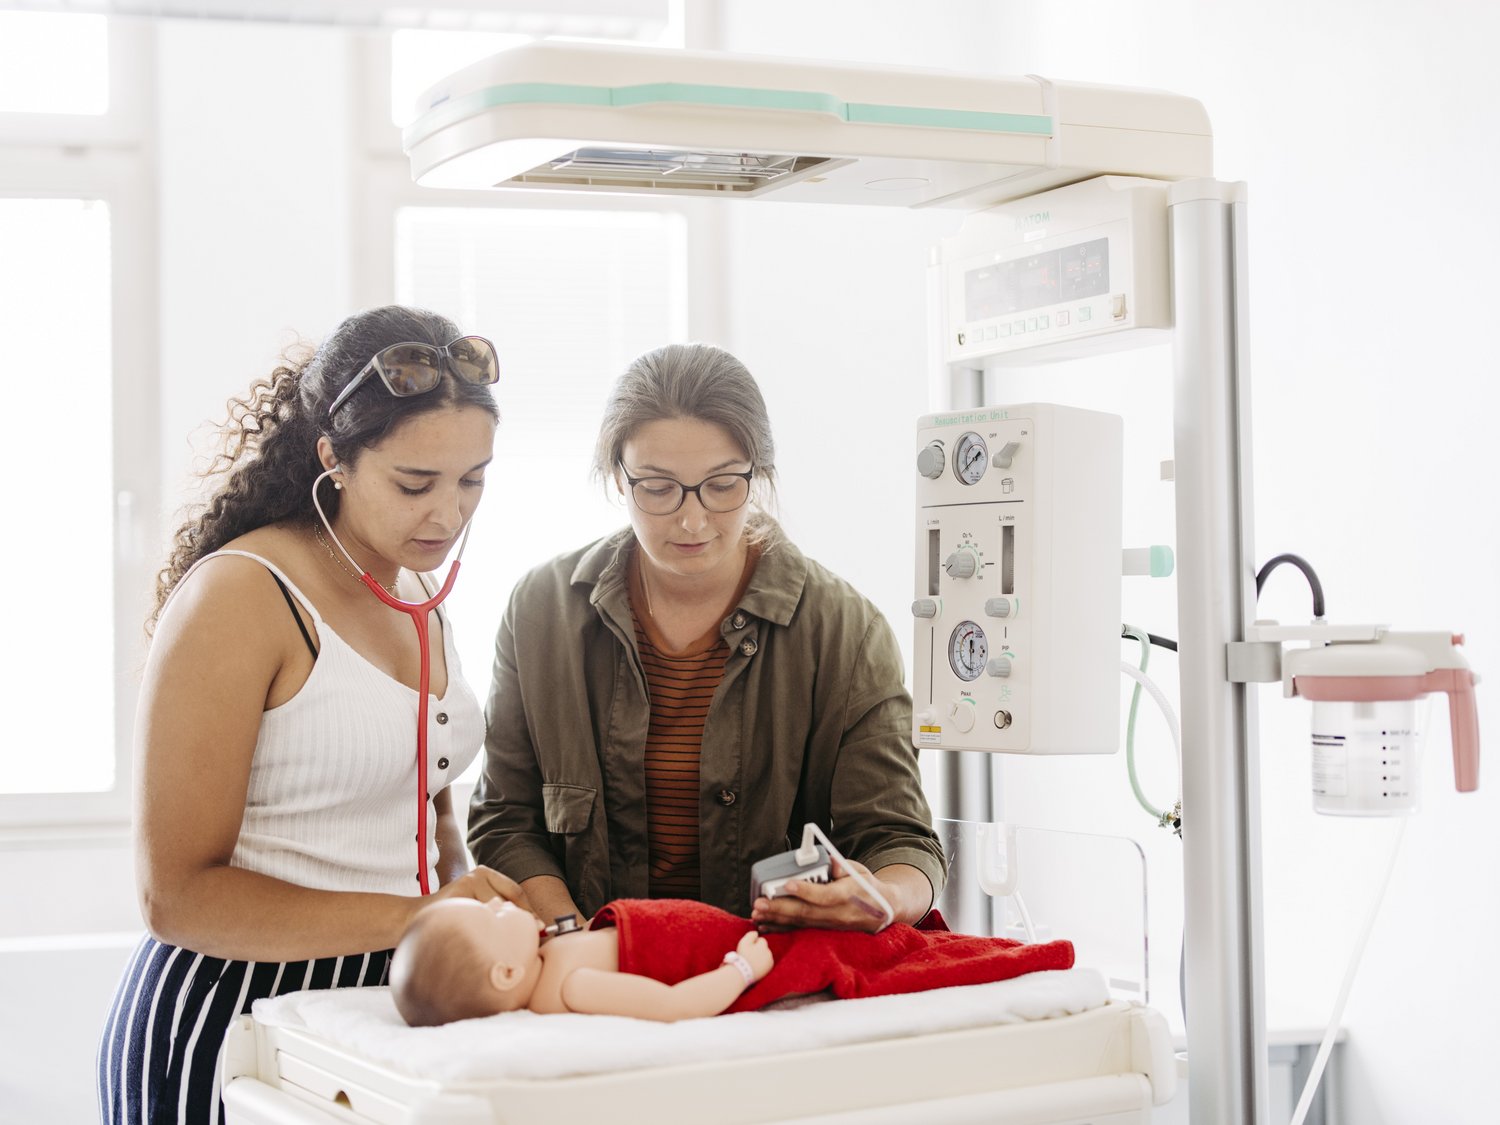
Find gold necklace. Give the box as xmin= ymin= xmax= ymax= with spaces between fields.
xmin=314 ymin=522 xmax=400 ymax=596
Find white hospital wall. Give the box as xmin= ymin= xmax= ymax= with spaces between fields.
xmin=716 ymin=2 xmax=1499 ymax=1123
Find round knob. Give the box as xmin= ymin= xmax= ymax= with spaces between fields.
xmin=984 ymin=597 xmax=1012 ymax=618
xmin=916 ymin=442 xmax=945 ymax=480
xmin=911 ymin=598 xmax=940 ymax=619
xmin=948 ymin=701 xmax=976 ymax=733
xmin=986 ymin=657 xmax=1012 ymax=678
xmin=994 ymin=710 xmax=1013 ymax=730
xmin=944 ymin=550 xmax=977 ymax=579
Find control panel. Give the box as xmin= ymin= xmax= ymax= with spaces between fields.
xmin=913 ymin=403 xmax=1123 ymax=754
xmin=939 ymin=176 xmax=1171 ymax=366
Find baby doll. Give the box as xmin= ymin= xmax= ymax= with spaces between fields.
xmin=392 ymin=897 xmax=1074 ymax=1027
xmin=391 ymin=898 xmax=774 ymax=1026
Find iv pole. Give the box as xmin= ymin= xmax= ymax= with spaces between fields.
xmin=1169 ymin=178 xmax=1269 ymax=1125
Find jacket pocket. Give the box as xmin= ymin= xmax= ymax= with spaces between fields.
xmin=541 ymin=783 xmax=595 ymax=835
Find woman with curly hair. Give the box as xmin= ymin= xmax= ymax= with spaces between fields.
xmin=97 ymin=306 xmax=530 ymax=1125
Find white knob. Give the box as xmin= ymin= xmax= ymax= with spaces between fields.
xmin=911 ymin=598 xmax=940 ymax=619
xmin=987 ymin=657 xmax=1012 ymax=678
xmin=948 ymin=701 xmax=976 ymax=733
xmin=916 ymin=442 xmax=945 ymax=479
xmin=984 ymin=597 xmax=1012 ymax=618
xmin=944 ymin=551 xmax=977 ymax=579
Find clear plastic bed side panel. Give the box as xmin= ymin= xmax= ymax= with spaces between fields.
xmin=934 ymin=818 xmax=1148 ymax=1004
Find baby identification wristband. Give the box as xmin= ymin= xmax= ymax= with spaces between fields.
xmin=722 ymin=950 xmax=756 ymax=987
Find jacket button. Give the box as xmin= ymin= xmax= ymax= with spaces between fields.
xmin=739 ymin=639 xmax=757 ymax=656
xmin=435 ymin=712 xmax=449 ymax=725
xmin=437 ymin=757 xmax=450 ymax=770
xmin=731 ymin=612 xmax=746 ymax=629
xmin=716 ymin=789 xmax=737 ymax=807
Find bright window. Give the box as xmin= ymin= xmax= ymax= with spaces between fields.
xmin=0 ymin=198 xmax=115 ymax=794
xmin=394 ymin=205 xmax=688 ymax=744
xmin=0 ymin=13 xmax=109 ymax=115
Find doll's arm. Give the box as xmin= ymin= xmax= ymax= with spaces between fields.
xmin=558 ymin=931 xmax=772 ymax=1021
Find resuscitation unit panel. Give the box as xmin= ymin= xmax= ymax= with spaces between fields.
xmin=938 ymin=175 xmax=1172 ymax=369
xmin=912 ymin=403 xmax=1122 ymax=754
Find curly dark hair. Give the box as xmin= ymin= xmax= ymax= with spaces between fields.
xmin=151 ymin=305 xmax=499 ymax=627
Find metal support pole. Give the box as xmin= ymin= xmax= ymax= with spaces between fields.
xmin=1170 ymin=179 xmax=1268 ymax=1125
xmin=929 ymin=364 xmax=998 ymax=936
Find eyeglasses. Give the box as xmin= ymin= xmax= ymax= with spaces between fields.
xmin=621 ymin=466 xmax=755 ymax=516
xmin=327 ymin=336 xmax=499 ymax=417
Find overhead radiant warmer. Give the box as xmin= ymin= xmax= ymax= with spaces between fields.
xmin=402 ymin=41 xmax=1211 ymax=206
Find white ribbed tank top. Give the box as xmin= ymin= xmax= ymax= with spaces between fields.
xmin=173 ymin=550 xmax=485 ymax=896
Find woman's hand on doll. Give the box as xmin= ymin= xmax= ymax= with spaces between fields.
xmin=735 ymin=930 xmax=774 ymax=981
xmin=750 ymin=857 xmax=896 ymax=934
xmin=415 ymin=866 xmax=536 ymax=921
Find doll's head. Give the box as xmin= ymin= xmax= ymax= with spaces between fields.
xmin=391 ymin=898 xmax=544 ymax=1026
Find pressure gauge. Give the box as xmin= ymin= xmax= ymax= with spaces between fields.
xmin=948 ymin=620 xmax=988 ymax=681
xmin=953 ymin=431 xmax=988 ymax=485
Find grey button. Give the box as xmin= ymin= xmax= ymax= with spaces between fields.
xmin=739 ymin=639 xmax=758 ymax=656
xmin=437 ymin=756 xmax=450 ymax=770
xmin=716 ymin=789 xmax=737 ymax=806
xmin=731 ymin=612 xmax=747 ymax=629
xmin=435 ymin=712 xmax=449 ymax=725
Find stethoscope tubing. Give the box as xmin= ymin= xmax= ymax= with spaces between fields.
xmin=312 ymin=467 xmax=474 ymax=896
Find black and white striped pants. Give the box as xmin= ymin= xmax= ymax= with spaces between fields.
xmin=96 ymin=935 xmax=392 ymax=1125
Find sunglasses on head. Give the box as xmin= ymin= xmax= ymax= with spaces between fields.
xmin=327 ymin=336 xmax=499 ymax=417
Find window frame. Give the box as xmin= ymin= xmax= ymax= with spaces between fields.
xmin=0 ymin=20 xmax=158 ymax=829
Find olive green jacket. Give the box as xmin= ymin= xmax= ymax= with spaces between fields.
xmin=467 ymin=528 xmax=945 ymax=917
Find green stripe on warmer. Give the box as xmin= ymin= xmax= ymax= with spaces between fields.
xmin=611 ymin=82 xmax=847 ymax=117
xmin=846 ymin=102 xmax=1053 ymax=135
xmin=406 ymin=80 xmax=1055 ymax=148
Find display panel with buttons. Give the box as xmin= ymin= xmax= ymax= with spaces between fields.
xmin=940 ymin=176 xmax=1172 ymax=367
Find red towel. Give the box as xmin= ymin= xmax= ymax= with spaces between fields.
xmin=589 ymin=899 xmax=1074 ymax=1015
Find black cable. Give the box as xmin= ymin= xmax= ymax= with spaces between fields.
xmin=1254 ymin=552 xmax=1326 ymax=619
xmin=1121 ymin=625 xmax=1178 ymax=653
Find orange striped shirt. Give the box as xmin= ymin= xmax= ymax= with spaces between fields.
xmin=629 ymin=549 xmax=756 ymax=899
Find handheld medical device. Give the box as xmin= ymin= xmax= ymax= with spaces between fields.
xmin=749 ymin=844 xmax=831 ymax=902
xmin=912 ymin=402 xmax=1123 ymax=754
xmin=750 ymin=824 xmax=893 ymax=931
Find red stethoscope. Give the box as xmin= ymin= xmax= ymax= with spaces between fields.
xmin=312 ymin=467 xmax=474 ymax=895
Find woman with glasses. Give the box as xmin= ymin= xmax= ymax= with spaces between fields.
xmin=469 ymin=342 xmax=944 ymax=935
xmin=98 ymin=306 xmax=530 ymax=1125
